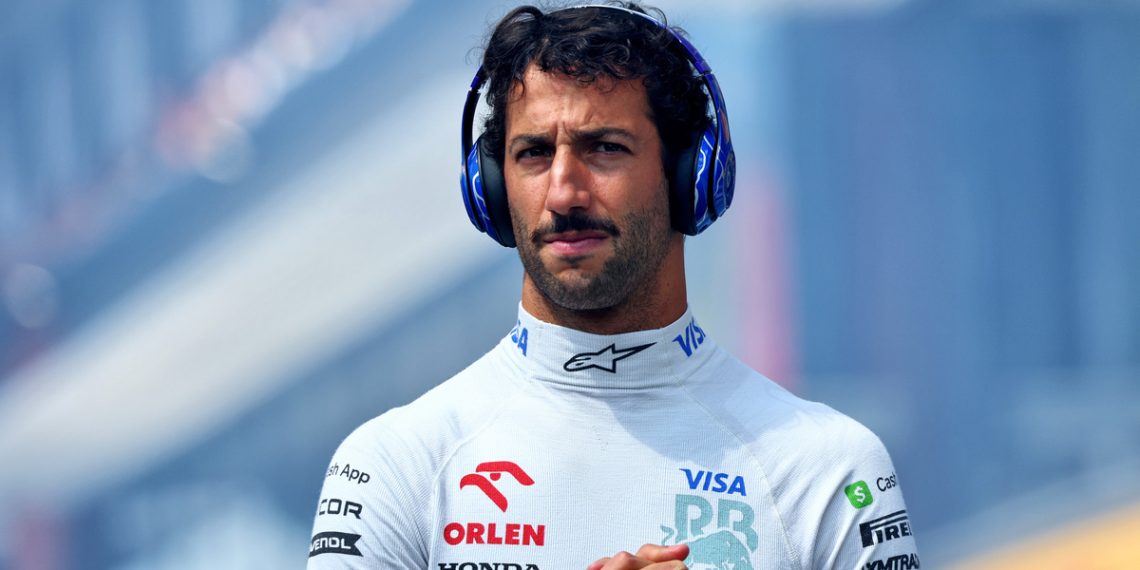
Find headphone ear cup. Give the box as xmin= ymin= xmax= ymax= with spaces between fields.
xmin=669 ymin=129 xmax=703 ymax=235
xmin=669 ymin=143 xmax=695 ymax=235
xmin=475 ymin=136 xmax=517 ymax=248
xmin=689 ymin=124 xmax=722 ymax=235
xmin=710 ymin=110 xmax=735 ymax=219
xmin=462 ymin=141 xmax=486 ymax=232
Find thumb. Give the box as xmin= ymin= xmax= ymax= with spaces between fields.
xmin=634 ymin=543 xmax=690 ymax=562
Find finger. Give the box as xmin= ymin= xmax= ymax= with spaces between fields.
xmin=643 ymin=562 xmax=688 ymax=570
xmin=646 ymin=562 xmax=688 ymax=570
xmin=598 ymin=551 xmax=646 ymax=569
xmin=634 ymin=543 xmax=690 ymax=563
xmin=587 ymin=558 xmax=610 ymax=570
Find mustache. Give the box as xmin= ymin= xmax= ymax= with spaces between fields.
xmin=531 ymin=212 xmax=621 ymax=243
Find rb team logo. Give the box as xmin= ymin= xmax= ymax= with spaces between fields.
xmin=660 ymin=468 xmax=757 ymax=570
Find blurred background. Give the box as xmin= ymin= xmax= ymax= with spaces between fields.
xmin=1 ymin=0 xmax=1138 ymax=568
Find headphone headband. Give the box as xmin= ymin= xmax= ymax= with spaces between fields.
xmin=460 ymin=4 xmax=736 ymax=247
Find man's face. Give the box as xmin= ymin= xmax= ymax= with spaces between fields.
xmin=504 ymin=65 xmax=675 ymax=311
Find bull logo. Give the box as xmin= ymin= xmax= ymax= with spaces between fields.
xmin=661 ymin=495 xmax=758 ymax=570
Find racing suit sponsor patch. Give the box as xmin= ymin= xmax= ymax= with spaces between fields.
xmin=309 ymin=531 xmax=363 ymax=557
xmin=864 ymin=552 xmax=920 ymax=569
xmin=859 ymin=510 xmax=912 ymax=548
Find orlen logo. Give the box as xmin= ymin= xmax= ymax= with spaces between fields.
xmin=460 ymin=461 xmax=534 ymax=512
xmin=446 ymin=461 xmax=546 ymax=547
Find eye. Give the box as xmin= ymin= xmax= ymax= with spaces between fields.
xmin=594 ymin=141 xmax=629 ymax=154
xmin=516 ymin=146 xmax=552 ymax=160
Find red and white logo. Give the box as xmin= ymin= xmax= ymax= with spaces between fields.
xmin=460 ymin=461 xmax=534 ymax=512
xmin=445 ymin=461 xmax=545 ymax=547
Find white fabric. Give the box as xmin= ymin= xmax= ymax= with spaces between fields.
xmin=308 ymin=305 xmax=919 ymax=569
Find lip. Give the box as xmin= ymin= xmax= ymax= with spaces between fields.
xmin=542 ymin=230 xmax=610 ymax=257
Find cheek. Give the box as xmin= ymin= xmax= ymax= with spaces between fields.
xmin=505 ymin=175 xmax=539 ymax=220
xmin=622 ymin=169 xmax=670 ymax=217
xmin=507 ymin=190 xmax=541 ymax=228
xmin=505 ymin=161 xmax=548 ymax=201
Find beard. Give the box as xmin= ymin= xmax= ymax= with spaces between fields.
xmin=511 ymin=197 xmax=674 ymax=312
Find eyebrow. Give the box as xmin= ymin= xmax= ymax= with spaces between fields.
xmin=507 ymin=127 xmax=638 ymax=156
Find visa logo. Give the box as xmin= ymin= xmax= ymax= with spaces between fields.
xmin=681 ymin=468 xmax=746 ymax=496
xmin=672 ymin=318 xmax=706 ymax=357
xmin=509 ymin=320 xmax=528 ymax=356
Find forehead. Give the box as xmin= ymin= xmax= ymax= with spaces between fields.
xmin=505 ymin=65 xmax=653 ymax=131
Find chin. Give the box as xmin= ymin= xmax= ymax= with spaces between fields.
xmin=545 ymin=255 xmax=605 ymax=276
xmin=550 ymin=268 xmax=600 ymax=289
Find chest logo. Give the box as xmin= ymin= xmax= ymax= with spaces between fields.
xmin=681 ymin=468 xmax=747 ymax=496
xmin=447 ymin=461 xmax=545 ymax=547
xmin=460 ymin=461 xmax=534 ymax=512
xmin=662 ymin=470 xmax=758 ymax=569
xmin=563 ymin=343 xmax=654 ymax=373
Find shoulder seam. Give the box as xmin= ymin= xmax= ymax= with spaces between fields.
xmin=676 ymin=351 xmax=806 ymax=570
xmin=341 ymin=421 xmax=432 ymax=566
xmin=424 ymin=349 xmax=531 ymax=552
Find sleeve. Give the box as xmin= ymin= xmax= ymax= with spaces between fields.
xmin=806 ymin=421 xmax=920 ymax=570
xmin=307 ymin=421 xmax=431 ymax=569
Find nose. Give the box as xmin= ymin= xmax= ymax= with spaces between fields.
xmin=544 ymin=147 xmax=590 ymax=215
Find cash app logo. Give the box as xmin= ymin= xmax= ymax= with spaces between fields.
xmin=845 ymin=481 xmax=874 ymax=509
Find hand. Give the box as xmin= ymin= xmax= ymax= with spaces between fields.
xmin=586 ymin=543 xmax=689 ymax=570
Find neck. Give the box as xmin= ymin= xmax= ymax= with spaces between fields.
xmin=520 ymin=237 xmax=687 ymax=334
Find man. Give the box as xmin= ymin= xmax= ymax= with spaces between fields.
xmin=309 ymin=3 xmax=919 ymax=569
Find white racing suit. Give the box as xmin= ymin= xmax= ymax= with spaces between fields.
xmin=308 ymin=305 xmax=919 ymax=570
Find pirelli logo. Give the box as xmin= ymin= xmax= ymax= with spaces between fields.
xmin=859 ymin=509 xmax=912 ymax=547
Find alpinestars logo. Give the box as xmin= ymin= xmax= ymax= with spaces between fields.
xmin=460 ymin=461 xmax=534 ymax=512
xmin=563 ymin=343 xmax=654 ymax=373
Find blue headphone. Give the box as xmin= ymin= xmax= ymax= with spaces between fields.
xmin=460 ymin=5 xmax=735 ymax=248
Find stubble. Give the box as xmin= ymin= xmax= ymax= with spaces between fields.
xmin=512 ymin=198 xmax=673 ymax=312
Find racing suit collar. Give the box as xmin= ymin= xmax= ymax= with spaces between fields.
xmin=500 ymin=303 xmax=715 ymax=389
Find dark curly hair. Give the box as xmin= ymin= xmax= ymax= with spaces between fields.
xmin=478 ymin=2 xmax=710 ymax=169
